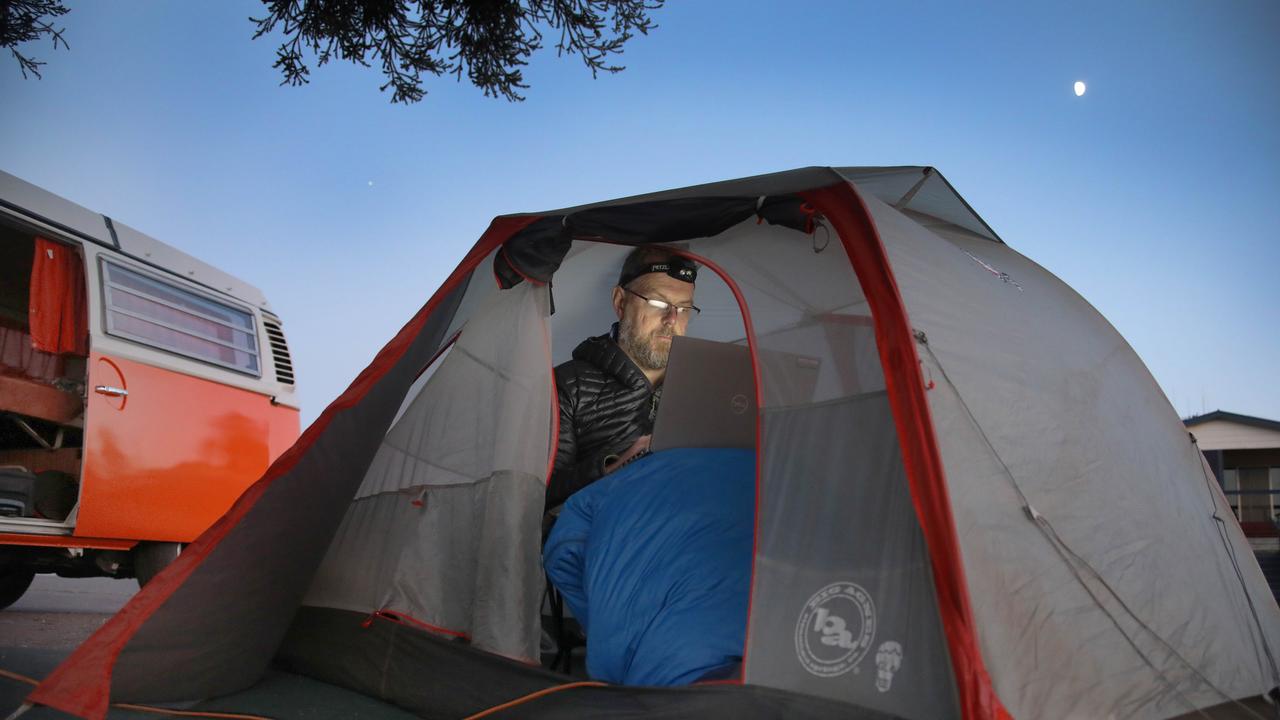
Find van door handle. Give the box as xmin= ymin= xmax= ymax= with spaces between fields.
xmin=94 ymin=385 xmax=128 ymax=398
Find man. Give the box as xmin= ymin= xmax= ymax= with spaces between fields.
xmin=545 ymin=246 xmax=699 ymax=509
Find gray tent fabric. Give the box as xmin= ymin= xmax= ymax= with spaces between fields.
xmin=865 ymin=192 xmax=1280 ymax=717
xmin=306 ymin=280 xmax=552 ymax=661
xmin=835 ymin=168 xmax=1001 ymax=243
xmin=25 ymin=168 xmax=1280 ymax=720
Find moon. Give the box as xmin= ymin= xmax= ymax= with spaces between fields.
xmin=1074 ymin=81 xmax=1086 ymax=97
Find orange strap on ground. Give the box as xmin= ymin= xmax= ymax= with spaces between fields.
xmin=462 ymin=681 xmax=607 ymax=719
xmin=0 ymin=668 xmax=37 ymax=686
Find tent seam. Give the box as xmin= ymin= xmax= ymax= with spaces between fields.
xmin=920 ymin=340 xmax=1265 ymax=718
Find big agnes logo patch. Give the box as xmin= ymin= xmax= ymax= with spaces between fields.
xmin=795 ymin=581 xmax=876 ymax=677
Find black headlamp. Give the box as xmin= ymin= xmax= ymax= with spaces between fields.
xmin=617 ymin=258 xmax=698 ymax=288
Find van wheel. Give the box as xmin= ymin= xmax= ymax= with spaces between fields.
xmin=133 ymin=542 xmax=183 ymax=587
xmin=0 ymin=564 xmax=35 ymax=610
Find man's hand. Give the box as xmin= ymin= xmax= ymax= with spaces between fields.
xmin=604 ymin=435 xmax=651 ymax=474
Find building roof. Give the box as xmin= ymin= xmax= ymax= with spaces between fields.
xmin=1184 ymin=410 xmax=1280 ymax=433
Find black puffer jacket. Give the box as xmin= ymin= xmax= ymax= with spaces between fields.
xmin=547 ymin=328 xmax=660 ymax=509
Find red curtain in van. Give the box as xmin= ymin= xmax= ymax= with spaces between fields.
xmin=29 ymin=236 xmax=89 ymax=356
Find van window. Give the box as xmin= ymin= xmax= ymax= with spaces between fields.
xmin=102 ymin=260 xmax=260 ymax=375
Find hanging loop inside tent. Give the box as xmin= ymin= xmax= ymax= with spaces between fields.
xmin=794 ymin=202 xmax=830 ymax=252
xmin=812 ymin=222 xmax=830 ymax=253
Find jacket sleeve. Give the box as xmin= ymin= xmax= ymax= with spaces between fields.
xmin=546 ymin=372 xmax=608 ymax=510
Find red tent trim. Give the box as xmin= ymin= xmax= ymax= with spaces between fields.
xmin=368 ymin=609 xmax=470 ymax=641
xmin=801 ymin=183 xmax=1010 ymax=720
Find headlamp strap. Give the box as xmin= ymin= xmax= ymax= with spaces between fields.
xmin=620 ymin=260 xmax=697 ymax=287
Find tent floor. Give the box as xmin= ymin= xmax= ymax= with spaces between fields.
xmin=1 ymin=604 xmax=900 ymax=720
xmin=0 ymin=647 xmax=420 ymax=720
xmin=7 ymin=645 xmax=1276 ymax=719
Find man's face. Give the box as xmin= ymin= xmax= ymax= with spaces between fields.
xmin=613 ymin=272 xmax=696 ymax=371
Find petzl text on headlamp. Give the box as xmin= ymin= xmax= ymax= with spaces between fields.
xmin=619 ymin=259 xmax=698 ymax=288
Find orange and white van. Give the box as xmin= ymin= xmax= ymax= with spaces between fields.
xmin=0 ymin=171 xmax=299 ymax=607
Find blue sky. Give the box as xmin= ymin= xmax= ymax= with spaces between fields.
xmin=3 ymin=0 xmax=1277 ymax=426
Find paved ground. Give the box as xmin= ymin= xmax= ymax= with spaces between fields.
xmin=2 ymin=575 xmax=137 ymax=649
xmin=0 ymin=577 xmax=422 ymax=720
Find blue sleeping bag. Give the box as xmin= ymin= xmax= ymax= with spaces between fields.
xmin=543 ymin=447 xmax=754 ymax=686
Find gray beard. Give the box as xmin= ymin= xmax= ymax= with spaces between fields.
xmin=618 ymin=317 xmax=672 ymax=371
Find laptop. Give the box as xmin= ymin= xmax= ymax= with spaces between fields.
xmin=650 ymin=336 xmax=758 ymax=451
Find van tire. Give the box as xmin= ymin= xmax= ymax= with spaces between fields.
xmin=0 ymin=564 xmax=35 ymax=610
xmin=133 ymin=542 xmax=183 ymax=587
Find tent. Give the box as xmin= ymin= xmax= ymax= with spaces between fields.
xmin=20 ymin=166 xmax=1280 ymax=719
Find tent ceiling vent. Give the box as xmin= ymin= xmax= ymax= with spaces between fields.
xmin=263 ymin=319 xmax=294 ymax=385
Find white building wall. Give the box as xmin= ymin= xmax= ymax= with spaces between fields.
xmin=1190 ymin=419 xmax=1280 ymax=451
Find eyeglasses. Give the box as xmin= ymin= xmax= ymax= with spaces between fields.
xmin=624 ymin=288 xmax=701 ymax=317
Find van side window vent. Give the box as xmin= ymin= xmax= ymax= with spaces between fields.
xmin=263 ymin=320 xmax=295 ymax=385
